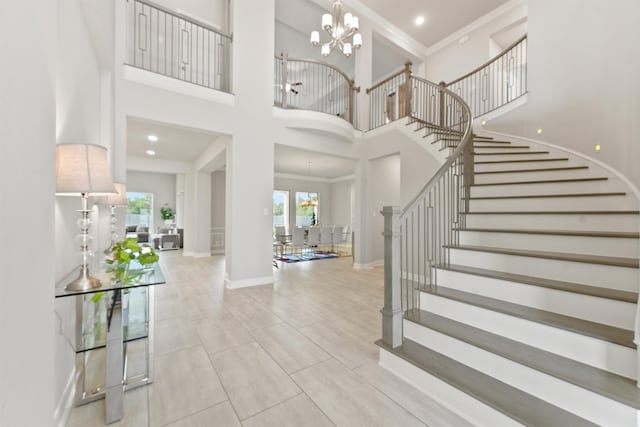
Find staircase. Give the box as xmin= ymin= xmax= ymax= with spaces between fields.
xmin=378 ymin=133 xmax=640 ymax=426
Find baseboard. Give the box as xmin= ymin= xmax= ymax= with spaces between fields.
xmin=225 ymin=275 xmax=273 ymax=289
xmin=354 ymin=260 xmax=384 ymax=269
xmin=54 ymin=368 xmax=77 ymax=427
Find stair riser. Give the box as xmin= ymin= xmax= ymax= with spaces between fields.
xmin=458 ymin=230 xmax=639 ymax=258
xmin=434 ymin=268 xmax=635 ymax=329
xmin=403 ymin=322 xmax=638 ymax=426
xmin=418 ymin=292 xmax=637 ymax=379
xmin=465 ymin=213 xmax=640 ymax=232
xmin=468 ymin=195 xmax=637 ymax=212
xmin=448 ymin=249 xmax=637 ymax=291
xmin=474 ymin=153 xmax=552 ymax=162
xmin=378 ymin=349 xmax=522 ymax=427
xmin=474 ymin=169 xmax=599 ymax=184
xmin=470 ymin=180 xmax=614 ymax=197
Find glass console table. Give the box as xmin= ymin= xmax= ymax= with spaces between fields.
xmin=55 ymin=264 xmax=165 ymax=424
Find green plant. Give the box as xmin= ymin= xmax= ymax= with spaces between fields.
xmin=106 ymin=237 xmax=159 ymax=267
xmin=160 ymin=204 xmax=175 ymax=221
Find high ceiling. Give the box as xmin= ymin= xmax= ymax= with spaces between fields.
xmin=275 ymin=144 xmax=357 ymax=179
xmin=352 ymin=0 xmax=512 ymax=48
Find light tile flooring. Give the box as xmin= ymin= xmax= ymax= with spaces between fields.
xmin=66 ymin=252 xmax=471 ymax=427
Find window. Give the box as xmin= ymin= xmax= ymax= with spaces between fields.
xmin=295 ymin=192 xmax=318 ymax=226
xmin=273 ymin=190 xmax=290 ymax=230
xmin=126 ymin=192 xmax=154 ymax=230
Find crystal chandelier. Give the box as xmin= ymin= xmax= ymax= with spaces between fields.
xmin=310 ymin=0 xmax=362 ymax=57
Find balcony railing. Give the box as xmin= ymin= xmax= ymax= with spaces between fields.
xmin=274 ymin=54 xmax=359 ymax=127
xmin=126 ymin=0 xmax=232 ymax=92
xmin=444 ymin=35 xmax=528 ymax=118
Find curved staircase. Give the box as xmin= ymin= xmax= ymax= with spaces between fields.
xmin=378 ymin=134 xmax=640 ymax=426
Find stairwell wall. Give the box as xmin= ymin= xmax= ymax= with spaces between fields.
xmin=483 ymin=0 xmax=640 ymax=189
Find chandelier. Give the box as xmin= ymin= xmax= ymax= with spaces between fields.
xmin=310 ymin=0 xmax=362 ymax=57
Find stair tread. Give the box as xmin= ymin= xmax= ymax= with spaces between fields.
xmin=474 ymin=151 xmax=550 ymax=155
xmin=464 ymin=210 xmax=640 ymax=215
xmin=377 ymin=339 xmax=598 ymax=427
xmin=472 ymin=177 xmax=608 ymax=186
xmin=473 ymin=145 xmax=530 ymax=149
xmin=404 ymin=310 xmax=640 ymax=409
xmin=469 ymin=191 xmax=626 ymax=200
xmin=456 ymin=228 xmax=640 ymax=239
xmin=474 ymin=158 xmax=569 ymax=164
xmin=445 ymin=244 xmax=639 ymax=268
xmin=475 ymin=166 xmax=588 ymax=174
xmin=436 ymin=263 xmax=637 ymax=303
xmin=420 ymin=285 xmax=635 ymax=348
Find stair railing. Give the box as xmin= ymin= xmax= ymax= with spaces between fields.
xmin=126 ymin=0 xmax=232 ymax=92
xmin=366 ymin=62 xmax=413 ymax=130
xmin=381 ymin=81 xmax=473 ymax=348
xmin=444 ymin=35 xmax=527 ymax=118
xmin=274 ymin=54 xmax=359 ymax=126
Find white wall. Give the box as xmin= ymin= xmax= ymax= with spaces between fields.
xmin=367 ymin=154 xmax=401 ymax=264
xmin=331 ymin=180 xmax=353 ymax=228
xmin=485 ymin=0 xmax=640 ymax=188
xmin=425 ymin=2 xmax=527 ymax=84
xmin=126 ymin=171 xmax=177 ymax=232
xmin=0 ymin=1 xmax=56 ymax=425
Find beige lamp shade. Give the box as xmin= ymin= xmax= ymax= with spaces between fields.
xmin=104 ymin=182 xmax=128 ymax=206
xmin=56 ymin=143 xmax=117 ymax=195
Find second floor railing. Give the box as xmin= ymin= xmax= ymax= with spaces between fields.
xmin=126 ymin=0 xmax=232 ymax=92
xmin=444 ymin=35 xmax=528 ymax=118
xmin=274 ymin=54 xmax=359 ymax=127
xmin=368 ymin=35 xmax=527 ymax=129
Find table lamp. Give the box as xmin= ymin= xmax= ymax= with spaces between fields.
xmin=56 ymin=143 xmax=117 ymax=291
xmin=101 ymin=182 xmax=128 ymax=255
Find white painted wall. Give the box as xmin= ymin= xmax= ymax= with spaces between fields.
xmin=367 ymin=154 xmax=401 ymax=264
xmin=484 ymin=0 xmax=640 ymax=188
xmin=331 ymin=180 xmax=353 ymax=228
xmin=0 ymin=1 xmax=56 ymax=425
xmin=425 ymin=2 xmax=527 ymax=84
xmin=126 ymin=171 xmax=177 ymax=232
xmin=211 ymin=170 xmax=226 ymax=228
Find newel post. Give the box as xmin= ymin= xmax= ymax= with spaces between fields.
xmin=438 ymin=81 xmax=447 ymax=128
xmin=381 ymin=206 xmax=403 ymax=348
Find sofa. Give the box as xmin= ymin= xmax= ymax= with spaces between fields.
xmin=125 ymin=225 xmax=150 ymax=243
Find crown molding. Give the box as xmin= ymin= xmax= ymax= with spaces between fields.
xmin=275 ymin=172 xmax=355 ymax=183
xmin=425 ymin=0 xmax=526 ymax=56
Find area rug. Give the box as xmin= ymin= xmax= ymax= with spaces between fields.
xmin=276 ymin=250 xmax=339 ymax=263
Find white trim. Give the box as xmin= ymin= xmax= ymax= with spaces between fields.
xmin=354 ymin=260 xmax=383 ymax=269
xmin=54 ymin=368 xmax=77 ymax=427
xmin=426 ymin=0 xmax=526 ymax=56
xmin=225 ymin=275 xmax=274 ymax=289
xmin=123 ymin=65 xmax=235 ymax=105
xmin=274 ymin=172 xmax=355 ymax=184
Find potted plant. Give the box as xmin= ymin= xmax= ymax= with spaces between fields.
xmin=160 ymin=204 xmax=175 ymax=221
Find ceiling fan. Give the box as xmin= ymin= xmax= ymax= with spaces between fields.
xmin=277 ymin=81 xmax=303 ymax=95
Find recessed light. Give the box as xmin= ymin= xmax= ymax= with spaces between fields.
xmin=481 ymin=120 xmax=487 ymax=126
xmin=147 ymin=135 xmax=158 ymax=142
xmin=146 ymin=150 xmax=156 ymax=156
xmin=595 ymin=144 xmax=601 ymax=151
xmin=415 ymin=15 xmax=425 ymax=26
xmin=536 ymin=128 xmax=543 ymax=134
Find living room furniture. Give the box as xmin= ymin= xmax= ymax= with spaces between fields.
xmin=55 ymin=263 xmax=165 ymax=423
xmin=125 ymin=225 xmax=150 ymax=243
xmin=153 ymin=232 xmax=180 ymax=250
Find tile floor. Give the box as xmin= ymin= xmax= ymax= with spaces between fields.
xmin=66 ymin=252 xmax=471 ymax=427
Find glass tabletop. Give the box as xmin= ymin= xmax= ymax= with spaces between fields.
xmin=55 ymin=263 xmax=165 ymax=298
